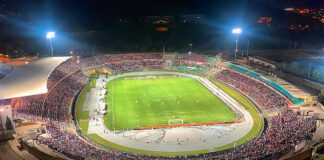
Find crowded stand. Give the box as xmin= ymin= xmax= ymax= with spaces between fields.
xmin=12 ymin=94 xmax=46 ymax=122
xmin=172 ymin=53 xmax=214 ymax=74
xmin=47 ymin=69 xmax=68 ymax=89
xmin=13 ymin=70 xmax=87 ymax=123
xmin=175 ymin=53 xmax=210 ymax=64
xmin=106 ymin=60 xmax=144 ymax=72
xmin=143 ymin=59 xmax=163 ymax=69
xmin=42 ymin=71 xmax=86 ymax=122
xmin=11 ymin=53 xmax=164 ymax=123
xmin=79 ymin=57 xmax=102 ymax=69
xmin=56 ymin=58 xmax=82 ymax=74
xmin=215 ymin=69 xmax=287 ymax=112
xmin=99 ymin=53 xmax=163 ymax=71
xmin=6 ymin=54 xmax=318 ymax=160
xmin=198 ymin=110 xmax=316 ymax=160
xmin=36 ymin=111 xmax=316 ymax=160
xmin=38 ymin=125 xmax=164 ymax=160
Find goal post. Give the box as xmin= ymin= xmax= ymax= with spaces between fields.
xmin=168 ymin=119 xmax=184 ymax=125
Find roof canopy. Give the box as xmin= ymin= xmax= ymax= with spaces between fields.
xmin=0 ymin=57 xmax=70 ymax=100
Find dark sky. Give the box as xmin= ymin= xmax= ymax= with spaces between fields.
xmin=1 ymin=0 xmax=251 ymax=31
xmin=0 ymin=0 xmax=249 ymax=44
xmin=0 ymin=0 xmax=323 ymax=56
xmin=1 ymin=0 xmax=323 ymax=33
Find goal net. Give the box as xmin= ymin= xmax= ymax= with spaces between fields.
xmin=168 ymin=119 xmax=184 ymax=125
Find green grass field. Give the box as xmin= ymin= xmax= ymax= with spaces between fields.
xmin=104 ymin=76 xmax=237 ymax=130
xmin=75 ymin=74 xmax=263 ymax=156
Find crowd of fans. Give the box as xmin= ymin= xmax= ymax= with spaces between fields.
xmin=38 ymin=125 xmax=167 ymax=160
xmin=173 ymin=53 xmax=214 ymax=74
xmin=201 ymin=110 xmax=316 ymax=160
xmin=52 ymin=53 xmax=164 ymax=74
xmin=47 ymin=69 xmax=68 ymax=89
xmin=215 ymin=69 xmax=287 ymax=112
xmin=13 ymin=70 xmax=87 ymax=122
xmin=176 ymin=53 xmax=209 ymax=63
xmin=38 ymin=109 xmax=316 ymax=160
xmin=7 ymin=54 xmax=318 ymax=160
xmin=12 ymin=94 xmax=46 ymax=122
xmin=43 ymin=71 xmax=86 ymax=122
xmin=174 ymin=53 xmax=212 ymax=66
xmin=12 ymin=53 xmax=164 ymax=123
xmin=99 ymin=53 xmax=163 ymax=72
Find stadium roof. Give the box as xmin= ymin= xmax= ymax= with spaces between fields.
xmin=0 ymin=57 xmax=71 ymax=100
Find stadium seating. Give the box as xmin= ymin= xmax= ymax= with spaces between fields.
xmin=8 ymin=53 xmax=317 ymax=160
xmin=226 ymin=62 xmax=304 ymax=105
xmin=215 ymin=69 xmax=287 ymax=113
xmin=172 ymin=53 xmax=214 ymax=74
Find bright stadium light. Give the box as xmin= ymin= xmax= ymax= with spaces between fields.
xmin=46 ymin=32 xmax=55 ymax=39
xmin=46 ymin=32 xmax=55 ymax=56
xmin=232 ymin=28 xmax=242 ymax=34
xmin=232 ymin=28 xmax=242 ymax=60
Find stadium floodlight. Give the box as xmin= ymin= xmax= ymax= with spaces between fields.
xmin=232 ymin=28 xmax=242 ymax=34
xmin=232 ymin=28 xmax=242 ymax=60
xmin=46 ymin=32 xmax=55 ymax=39
xmin=46 ymin=32 xmax=55 ymax=57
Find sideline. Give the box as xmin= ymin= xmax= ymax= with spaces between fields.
xmin=83 ymin=71 xmax=254 ymax=153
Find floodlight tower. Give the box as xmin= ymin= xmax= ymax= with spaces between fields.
xmin=46 ymin=32 xmax=55 ymax=56
xmin=232 ymin=28 xmax=242 ymax=61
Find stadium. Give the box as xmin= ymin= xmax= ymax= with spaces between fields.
xmin=0 ymin=52 xmax=322 ymax=160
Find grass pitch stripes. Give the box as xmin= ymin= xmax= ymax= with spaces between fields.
xmin=104 ymin=77 xmax=237 ymax=130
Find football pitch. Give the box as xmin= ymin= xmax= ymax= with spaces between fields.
xmin=104 ymin=76 xmax=237 ymax=130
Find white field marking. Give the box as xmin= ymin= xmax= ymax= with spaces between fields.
xmin=177 ymin=111 xmax=210 ymax=123
xmin=135 ymin=111 xmax=209 ymax=127
xmin=135 ymin=111 xmax=205 ymax=117
xmin=113 ymin=94 xmax=194 ymax=100
xmin=201 ymin=111 xmax=211 ymax=122
xmin=103 ymin=72 xmax=244 ymax=129
xmin=112 ymin=77 xmax=230 ymax=119
xmin=136 ymin=118 xmax=140 ymax=127
xmin=112 ymin=80 xmax=114 ymax=129
xmin=191 ymin=78 xmax=233 ymax=119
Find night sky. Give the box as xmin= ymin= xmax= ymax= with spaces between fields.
xmin=0 ymin=0 xmax=324 ymax=56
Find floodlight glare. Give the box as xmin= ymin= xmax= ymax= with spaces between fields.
xmin=232 ymin=28 xmax=242 ymax=61
xmin=46 ymin=32 xmax=55 ymax=56
xmin=232 ymin=28 xmax=242 ymax=34
xmin=46 ymin=32 xmax=55 ymax=39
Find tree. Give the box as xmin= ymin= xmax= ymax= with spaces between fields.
xmin=5 ymin=116 xmax=13 ymax=130
xmin=318 ymin=89 xmax=324 ymax=105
